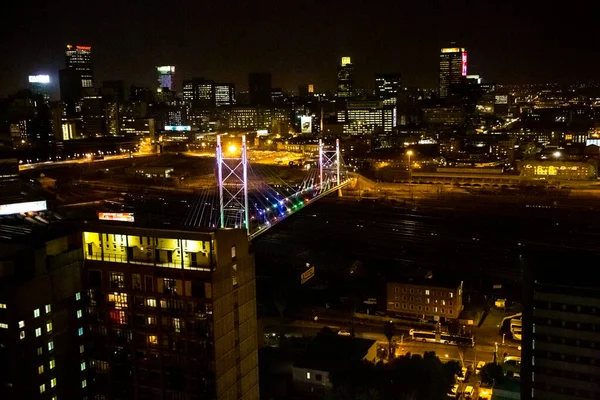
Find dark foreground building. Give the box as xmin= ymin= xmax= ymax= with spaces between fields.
xmin=82 ymin=222 xmax=259 ymax=400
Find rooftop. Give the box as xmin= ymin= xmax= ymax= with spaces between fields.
xmin=294 ymin=329 xmax=375 ymax=372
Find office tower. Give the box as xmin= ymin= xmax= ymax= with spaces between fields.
xmin=59 ymin=68 xmax=83 ymax=115
xmin=375 ymin=74 xmax=402 ymax=105
xmin=81 ymin=91 xmax=106 ymax=137
xmin=215 ymin=84 xmax=236 ymax=107
xmin=156 ymin=66 xmax=176 ymax=91
xmin=65 ymin=45 xmax=93 ymax=88
xmin=0 ymin=210 xmax=87 ymax=400
xmin=28 ymin=75 xmax=51 ymax=103
xmin=81 ymin=223 xmax=259 ymax=400
xmin=337 ymin=57 xmax=354 ymax=98
xmin=181 ymin=78 xmax=217 ymax=108
xmin=339 ymin=100 xmax=394 ymax=135
xmin=522 ymin=254 xmax=600 ymax=400
xmin=439 ymin=45 xmax=467 ymax=98
xmin=248 ymin=73 xmax=272 ymax=105
xmin=271 ymin=88 xmax=284 ymax=105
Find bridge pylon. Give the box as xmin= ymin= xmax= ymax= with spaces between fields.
xmin=216 ymin=135 xmax=249 ymax=234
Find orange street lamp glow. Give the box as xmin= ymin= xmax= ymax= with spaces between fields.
xmin=227 ymin=144 xmax=237 ymax=154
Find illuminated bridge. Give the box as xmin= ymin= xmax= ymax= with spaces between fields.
xmin=183 ymin=135 xmax=352 ymax=240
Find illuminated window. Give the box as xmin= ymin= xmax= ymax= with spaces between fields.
xmin=36 ymin=328 xmax=42 ymax=337
xmin=160 ymin=299 xmax=167 ymax=309
xmin=81 ymin=380 xmax=87 ymax=389
xmin=108 ymin=292 xmax=128 ymax=309
xmin=49 ymin=359 xmax=55 ymax=369
xmin=76 ymin=292 xmax=81 ymax=301
xmin=37 ymin=347 xmax=43 ymax=356
xmin=449 ymin=292 xmax=454 ymax=298
xmin=77 ymin=310 xmax=83 ymax=318
xmin=40 ymin=384 xmax=46 ymax=393
xmin=442 ymin=300 xmax=446 ymax=306
xmin=38 ymin=365 xmax=44 ymax=375
xmin=18 ymin=320 xmax=25 ymax=328
xmin=306 ymin=372 xmax=311 ymax=380
xmin=147 ymin=316 xmax=157 ymax=325
xmin=45 ymin=304 xmax=51 ymax=314
xmin=80 ymin=345 xmax=84 ymax=354
xmin=48 ymin=341 xmax=54 ymax=351
xmin=109 ymin=272 xmax=125 ymax=289
xmin=46 ymin=322 xmax=53 ymax=333
xmin=426 ymin=298 xmax=430 ymax=304
xmin=433 ymin=307 xmax=438 ymax=313
xmin=0 ymin=303 xmax=6 ymax=308
xmin=232 ymin=264 xmax=238 ymax=287
xmin=50 ymin=378 xmax=56 ymax=388
xmin=78 ymin=327 xmax=84 ymax=336
xmin=20 ymin=331 xmax=25 ymax=340
xmin=34 ymin=309 xmax=41 ymax=318
xmin=146 ymin=298 xmax=156 ymax=308
xmin=81 ymin=361 xmax=86 ymax=371
xmin=52 ymin=397 xmax=57 ymax=400
xmin=147 ymin=335 xmax=158 ymax=346
xmin=425 ymin=290 xmax=430 ymax=295
xmin=231 ymin=245 xmax=237 ymax=260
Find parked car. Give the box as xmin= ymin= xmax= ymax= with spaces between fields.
xmin=476 ymin=361 xmax=486 ymax=375
xmin=457 ymin=367 xmax=468 ymax=381
xmin=337 ymin=329 xmax=351 ymax=337
xmin=447 ymin=383 xmax=459 ymax=398
xmin=363 ymin=298 xmax=377 ymax=305
xmin=464 ymin=385 xmax=475 ymax=399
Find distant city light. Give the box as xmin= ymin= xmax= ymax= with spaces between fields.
xmin=157 ymin=66 xmax=175 ymax=73
xmin=227 ymin=144 xmax=238 ymax=154
xmin=341 ymin=57 xmax=351 ymax=66
xmin=164 ymin=126 xmax=190 ymax=131
xmin=29 ymin=75 xmax=50 ymax=84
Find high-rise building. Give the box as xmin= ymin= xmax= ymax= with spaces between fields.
xmin=183 ymin=78 xmax=216 ymax=108
xmin=439 ymin=45 xmax=467 ymax=98
xmin=337 ymin=57 xmax=354 ymax=98
xmin=215 ymin=84 xmax=235 ymax=107
xmin=81 ymin=223 xmax=259 ymax=400
xmin=375 ymin=74 xmax=402 ymax=105
xmin=271 ymin=88 xmax=284 ymax=105
xmin=248 ymin=73 xmax=272 ymax=106
xmin=338 ymin=101 xmax=394 ymax=135
xmin=0 ymin=210 xmax=87 ymax=400
xmin=28 ymin=75 xmax=51 ymax=103
xmin=65 ymin=45 xmax=93 ymax=88
xmin=522 ymin=254 xmax=600 ymax=400
xmin=156 ymin=66 xmax=176 ymax=91
xmin=81 ymin=91 xmax=106 ymax=137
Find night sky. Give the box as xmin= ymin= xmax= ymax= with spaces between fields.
xmin=2 ymin=0 xmax=599 ymax=98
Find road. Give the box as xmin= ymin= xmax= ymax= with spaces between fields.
xmin=19 ymin=152 xmax=154 ymax=171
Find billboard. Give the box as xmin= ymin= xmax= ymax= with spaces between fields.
xmin=461 ymin=52 xmax=468 ymax=76
xmin=98 ymin=212 xmax=135 ymax=222
xmin=300 ymin=116 xmax=312 ymax=134
xmin=157 ymin=66 xmax=175 ymax=74
xmin=0 ymin=200 xmax=47 ymax=215
xmin=164 ymin=125 xmax=191 ymax=131
xmin=29 ymin=75 xmax=50 ymax=84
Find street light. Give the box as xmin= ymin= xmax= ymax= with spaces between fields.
xmin=406 ymin=150 xmax=413 ymax=182
xmin=553 ymin=151 xmax=561 ymax=158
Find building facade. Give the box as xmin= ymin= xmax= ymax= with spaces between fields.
xmin=81 ymin=223 xmax=259 ymax=400
xmin=386 ymin=279 xmax=463 ymax=321
xmin=215 ymin=84 xmax=236 ymax=107
xmin=338 ymin=101 xmax=394 ymax=135
xmin=519 ymin=161 xmax=596 ymax=180
xmin=337 ymin=57 xmax=354 ymax=98
xmin=375 ymin=74 xmax=402 ymax=106
xmin=65 ymin=45 xmax=93 ymax=89
xmin=439 ymin=46 xmax=467 ymax=98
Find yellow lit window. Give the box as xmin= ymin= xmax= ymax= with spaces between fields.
xmin=45 ymin=304 xmax=51 ymax=314
xmin=0 ymin=323 xmax=8 ymax=329
xmin=50 ymin=378 xmax=56 ymax=388
xmin=46 ymin=322 xmax=53 ymax=333
xmin=18 ymin=320 xmax=25 ymax=328
xmin=148 ymin=335 xmax=158 ymax=345
xmin=0 ymin=303 xmax=6 ymax=308
xmin=40 ymin=384 xmax=46 ymax=393
xmin=49 ymin=359 xmax=55 ymax=370
xmin=38 ymin=365 xmax=44 ymax=375
xmin=81 ymin=379 xmax=87 ymax=388
xmin=20 ymin=331 xmax=25 ymax=340
xmin=146 ymin=298 xmax=156 ymax=308
xmin=81 ymin=361 xmax=86 ymax=371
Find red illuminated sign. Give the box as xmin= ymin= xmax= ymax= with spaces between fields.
xmin=98 ymin=212 xmax=134 ymax=222
xmin=76 ymin=46 xmax=91 ymax=51
xmin=461 ymin=52 xmax=468 ymax=76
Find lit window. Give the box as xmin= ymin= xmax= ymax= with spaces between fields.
xmin=442 ymin=300 xmax=446 ymax=306
xmin=76 ymin=292 xmax=81 ymax=301
xmin=146 ymin=298 xmax=156 ymax=308
xmin=38 ymin=365 xmax=44 ymax=375
xmin=232 ymin=264 xmax=238 ymax=287
xmin=18 ymin=321 xmax=25 ymax=328
xmin=81 ymin=379 xmax=87 ymax=388
xmin=49 ymin=359 xmax=55 ymax=369
xmin=20 ymin=331 xmax=25 ymax=340
xmin=0 ymin=323 xmax=8 ymax=329
xmin=306 ymin=371 xmax=311 ymax=380
xmin=37 ymin=347 xmax=43 ymax=356
xmin=36 ymin=328 xmax=42 ymax=337
xmin=77 ymin=310 xmax=83 ymax=319
xmin=46 ymin=322 xmax=53 ymax=333
xmin=231 ymin=245 xmax=237 ymax=259
xmin=52 ymin=397 xmax=57 ymax=400
xmin=81 ymin=361 xmax=86 ymax=371
xmin=50 ymin=378 xmax=56 ymax=388
xmin=0 ymin=303 xmax=6 ymax=308
xmin=79 ymin=345 xmax=84 ymax=354
xmin=433 ymin=307 xmax=438 ymax=313
xmin=34 ymin=309 xmax=41 ymax=318
xmin=45 ymin=304 xmax=51 ymax=314
xmin=40 ymin=384 xmax=46 ymax=393
xmin=449 ymin=292 xmax=454 ymax=298
xmin=48 ymin=341 xmax=54 ymax=351
xmin=78 ymin=327 xmax=84 ymax=336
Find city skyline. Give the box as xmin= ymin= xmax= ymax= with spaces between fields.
xmin=3 ymin=1 xmax=599 ymax=98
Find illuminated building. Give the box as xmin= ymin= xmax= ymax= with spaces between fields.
xmin=65 ymin=45 xmax=93 ymax=88
xmin=248 ymin=73 xmax=272 ymax=106
xmin=338 ymin=101 xmax=394 ymax=135
xmin=522 ymin=255 xmax=600 ymax=400
xmin=386 ymin=279 xmax=463 ymax=322
xmin=29 ymin=75 xmax=51 ymax=103
xmin=81 ymin=223 xmax=259 ymax=400
xmin=375 ymin=74 xmax=402 ymax=106
xmin=298 ymin=84 xmax=315 ymax=98
xmin=156 ymin=66 xmax=176 ymax=91
xmin=439 ymin=45 xmax=467 ymax=98
xmin=225 ymin=106 xmax=291 ymax=130
xmin=336 ymin=57 xmax=354 ymax=98
xmin=215 ymin=84 xmax=235 ymax=107
xmin=0 ymin=212 xmax=87 ymax=400
xmin=182 ymin=78 xmax=216 ymax=108
xmin=271 ymin=88 xmax=284 ymax=105
xmin=81 ymin=91 xmax=106 ymax=137
xmin=422 ymin=106 xmax=465 ymax=125
xmin=519 ymin=161 xmax=596 ymax=180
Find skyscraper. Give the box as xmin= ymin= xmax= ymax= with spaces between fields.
xmin=156 ymin=66 xmax=176 ymax=91
xmin=183 ymin=78 xmax=217 ymax=108
xmin=215 ymin=84 xmax=236 ymax=107
xmin=81 ymin=223 xmax=259 ymax=400
xmin=248 ymin=73 xmax=272 ymax=105
xmin=438 ymin=45 xmax=467 ymax=98
xmin=337 ymin=57 xmax=354 ymax=98
xmin=375 ymin=74 xmax=402 ymax=105
xmin=65 ymin=45 xmax=93 ymax=88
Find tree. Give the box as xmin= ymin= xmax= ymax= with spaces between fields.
xmin=480 ymin=363 xmax=504 ymax=385
xmin=383 ymin=321 xmax=395 ymax=360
